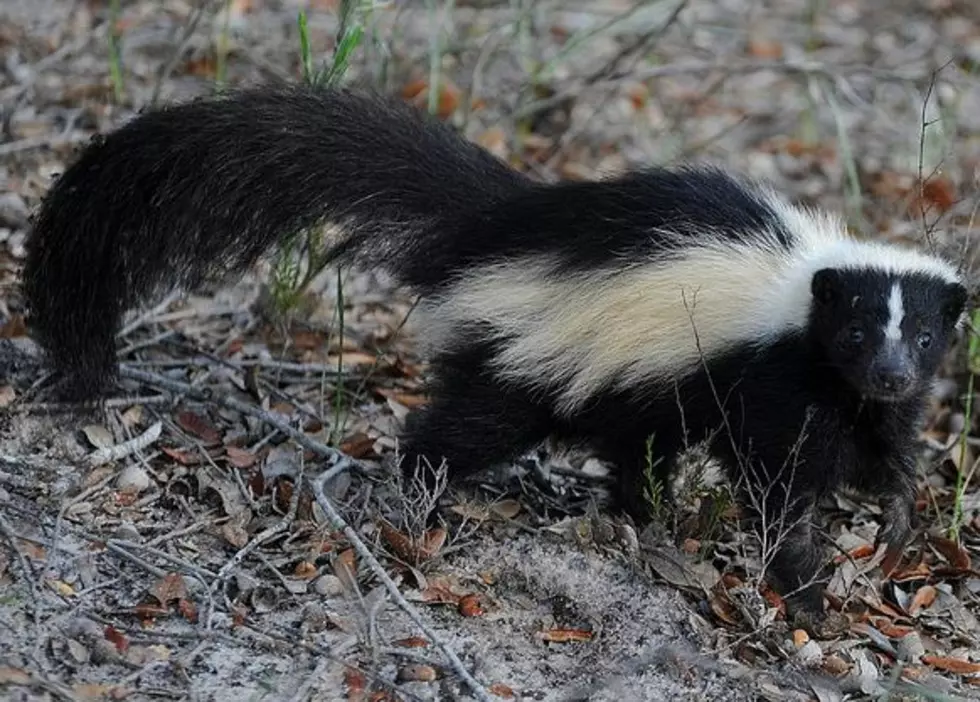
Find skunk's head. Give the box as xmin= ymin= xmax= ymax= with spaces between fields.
xmin=809 ymin=268 xmax=967 ymax=402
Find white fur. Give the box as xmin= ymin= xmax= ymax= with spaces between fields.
xmin=884 ymin=283 xmax=905 ymax=341
xmin=423 ymin=190 xmax=962 ymax=415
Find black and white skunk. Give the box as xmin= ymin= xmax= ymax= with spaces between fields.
xmin=22 ymin=85 xmax=968 ymax=619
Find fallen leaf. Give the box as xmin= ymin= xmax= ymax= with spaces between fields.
xmin=921 ymin=655 xmax=980 ymax=676
xmin=626 ymin=83 xmax=649 ymax=110
xmin=928 ymin=533 xmax=972 ymax=571
xmin=0 ymin=667 xmax=31 ymax=684
xmin=375 ymin=387 xmax=429 ymax=408
xmin=710 ymin=591 xmax=740 ymax=626
xmin=161 ymin=446 xmax=200 ymax=465
xmin=908 ymin=584 xmax=937 ymax=615
xmin=489 ymin=683 xmax=516 ymax=699
xmin=176 ymin=410 xmax=222 ymax=445
xmin=339 ymin=433 xmax=377 ymax=459
xmin=149 ymin=573 xmax=188 ymax=606
xmin=344 ymin=666 xmax=367 ymax=699
xmin=46 ymin=579 xmax=76 ymax=597
xmin=334 ymin=548 xmax=357 ymax=592
xmin=835 ymin=543 xmax=875 ymax=564
xmin=458 ymin=593 xmax=484 ymax=617
xmin=681 ymin=538 xmax=701 ymax=554
xmin=294 ymin=561 xmax=318 ymax=580
xmin=538 ymin=628 xmax=593 ymax=643
xmin=0 ymin=315 xmax=26 ymax=338
xmin=793 ymin=629 xmax=810 ymax=647
xmin=821 ymin=654 xmax=851 ymax=676
xmin=397 ymin=664 xmax=438 ymax=683
xmin=491 ymin=500 xmax=522 ymax=520
xmin=378 ymin=519 xmax=446 ymax=565
xmin=178 ymin=599 xmax=198 ymax=623
xmin=747 ymin=37 xmax=783 ymax=59
xmin=401 ymin=78 xmax=460 ymax=120
xmin=81 ymin=424 xmax=114 ymax=450
xmin=393 ymin=636 xmax=428 ymax=648
xmin=0 ymin=385 xmax=15 ymax=408
xmin=226 ymin=446 xmax=257 ymax=468
xmin=104 ymin=625 xmax=129 ymax=653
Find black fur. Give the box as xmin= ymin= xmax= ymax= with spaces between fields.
xmin=22 ymin=85 xmax=968 ymax=620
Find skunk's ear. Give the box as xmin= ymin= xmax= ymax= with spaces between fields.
xmin=811 ymin=268 xmax=840 ymax=305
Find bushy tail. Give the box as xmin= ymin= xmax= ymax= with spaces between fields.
xmin=23 ymin=84 xmax=530 ymax=398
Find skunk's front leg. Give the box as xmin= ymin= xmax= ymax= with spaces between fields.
xmin=872 ymin=453 xmax=918 ymax=556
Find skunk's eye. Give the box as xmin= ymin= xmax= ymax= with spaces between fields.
xmin=917 ymin=331 xmax=933 ymax=349
xmin=847 ymin=327 xmax=865 ymax=345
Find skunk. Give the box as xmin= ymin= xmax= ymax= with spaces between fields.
xmin=22 ymin=85 xmax=968 ymax=619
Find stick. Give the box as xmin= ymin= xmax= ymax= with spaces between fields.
xmin=309 ymin=465 xmax=493 ymax=702
xmin=87 ymin=421 xmax=163 ymax=466
xmin=118 ymin=367 xmax=355 ymax=467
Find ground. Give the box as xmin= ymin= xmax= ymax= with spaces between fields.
xmin=1 ymin=0 xmax=980 ymax=700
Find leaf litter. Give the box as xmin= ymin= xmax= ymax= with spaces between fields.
xmin=1 ymin=0 xmax=980 ymax=700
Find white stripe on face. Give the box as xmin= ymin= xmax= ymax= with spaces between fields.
xmin=884 ymin=282 xmax=904 ymax=341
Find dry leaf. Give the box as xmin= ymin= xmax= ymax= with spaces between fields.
xmin=46 ymin=579 xmax=76 ymax=597
xmin=104 ymin=625 xmax=129 ymax=653
xmin=294 ymin=561 xmax=318 ymax=580
xmin=226 ymin=445 xmax=257 ymax=468
xmin=0 ymin=385 xmax=15 ymax=408
xmin=921 ymin=654 xmax=980 ymax=676
xmin=344 ymin=666 xmax=367 ymax=699
xmin=161 ymin=446 xmax=200 ymax=465
xmin=221 ymin=522 xmax=249 ymax=548
xmin=177 ymin=599 xmax=198 ymax=623
xmin=490 ymin=499 xmax=522 ymax=520
xmin=0 ymin=667 xmax=31 ymax=685
xmin=0 ymin=315 xmax=27 ymax=338
xmin=793 ymin=629 xmax=810 ymax=647
xmin=401 ymin=78 xmax=460 ymax=119
xmin=458 ymin=593 xmax=484 ymax=617
xmin=908 ymin=584 xmax=937 ymax=615
xmin=393 ymin=636 xmax=428 ymax=648
xmin=397 ymin=664 xmax=438 ymax=683
xmin=176 ymin=410 xmax=222 ymax=444
xmin=339 ymin=433 xmax=377 ymax=459
xmin=747 ymin=37 xmax=784 ymax=59
xmin=626 ymin=83 xmax=649 ymax=110
xmin=928 ymin=533 xmax=972 ymax=571
xmin=835 ymin=543 xmax=875 ymax=564
xmin=489 ymin=683 xmax=516 ymax=699
xmin=375 ymin=387 xmax=429 ymax=408
xmin=477 ymin=127 xmax=509 ymax=161
xmin=149 ymin=573 xmax=188 ymax=605
xmin=334 ymin=548 xmax=357 ymax=592
xmin=538 ymin=628 xmax=593 ymax=643
xmin=81 ymin=424 xmax=114 ymax=450
xmin=378 ymin=519 xmax=445 ymax=565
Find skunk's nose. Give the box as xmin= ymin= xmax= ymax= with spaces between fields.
xmin=875 ymin=370 xmax=913 ymax=395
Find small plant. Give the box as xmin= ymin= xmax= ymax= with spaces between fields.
xmin=949 ymin=308 xmax=980 ymax=541
xmin=642 ymin=433 xmax=670 ymax=524
xmin=107 ymin=0 xmax=125 ymax=103
xmin=267 ymin=2 xmax=366 ymax=320
xmin=214 ymin=0 xmax=234 ymax=89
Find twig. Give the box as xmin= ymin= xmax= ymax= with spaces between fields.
xmin=309 ymin=465 xmax=493 ymax=701
xmin=211 ymin=452 xmax=306 ymax=587
xmin=19 ymin=394 xmax=172 ymax=413
xmin=118 ymin=366 xmax=356 ymax=467
xmin=87 ymin=421 xmax=163 ymax=466
xmin=149 ymin=0 xmax=214 ymax=106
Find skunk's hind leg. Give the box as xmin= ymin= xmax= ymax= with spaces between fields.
xmin=398 ymin=344 xmax=555 ymax=490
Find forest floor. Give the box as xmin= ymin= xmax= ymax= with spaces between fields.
xmin=2 ymin=0 xmax=980 ymax=700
